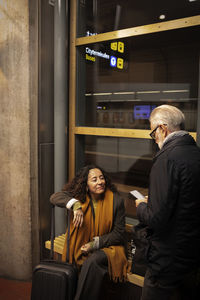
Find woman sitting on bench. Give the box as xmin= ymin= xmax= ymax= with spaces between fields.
xmin=50 ymin=164 xmax=129 ymax=300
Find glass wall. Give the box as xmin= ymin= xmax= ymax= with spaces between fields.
xmin=69 ymin=0 xmax=200 ymax=223
xmin=76 ymin=135 xmax=158 ymax=219
xmin=77 ymin=26 xmax=199 ymax=131
xmin=77 ymin=0 xmax=200 ymax=37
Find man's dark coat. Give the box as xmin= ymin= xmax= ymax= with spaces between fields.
xmin=137 ymin=134 xmax=200 ymax=281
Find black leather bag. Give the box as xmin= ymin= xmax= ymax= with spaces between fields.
xmin=131 ymin=223 xmax=149 ymax=276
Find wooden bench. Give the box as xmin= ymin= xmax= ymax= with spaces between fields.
xmin=45 ymin=233 xmax=144 ymax=288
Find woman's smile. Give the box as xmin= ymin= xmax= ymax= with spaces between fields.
xmin=87 ymin=168 xmax=106 ymax=199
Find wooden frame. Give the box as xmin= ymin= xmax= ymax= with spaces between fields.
xmin=76 ymin=15 xmax=200 ymax=46
xmin=69 ymin=0 xmax=199 ymax=179
xmin=74 ymin=127 xmax=196 ymax=140
xmin=74 ymin=127 xmax=151 ymax=139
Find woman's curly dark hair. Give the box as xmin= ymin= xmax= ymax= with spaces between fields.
xmin=62 ymin=164 xmax=118 ymax=203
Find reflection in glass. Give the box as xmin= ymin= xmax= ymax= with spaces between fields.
xmin=76 ymin=135 xmax=158 ymax=219
xmin=77 ymin=0 xmax=200 ymax=37
xmin=76 ymin=27 xmax=199 ymax=131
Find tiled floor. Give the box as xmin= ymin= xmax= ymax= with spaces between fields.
xmin=0 ymin=278 xmax=32 ymax=300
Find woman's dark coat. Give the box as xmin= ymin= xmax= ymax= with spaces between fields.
xmin=50 ymin=190 xmax=126 ymax=248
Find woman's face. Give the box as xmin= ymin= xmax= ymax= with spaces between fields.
xmin=87 ymin=168 xmax=106 ymax=197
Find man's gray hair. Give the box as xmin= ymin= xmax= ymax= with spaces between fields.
xmin=149 ymin=105 xmax=185 ymax=131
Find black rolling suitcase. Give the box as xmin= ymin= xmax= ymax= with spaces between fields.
xmin=31 ymin=206 xmax=77 ymax=300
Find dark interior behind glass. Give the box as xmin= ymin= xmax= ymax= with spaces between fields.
xmin=77 ymin=26 xmax=199 ymax=131
xmin=78 ymin=0 xmax=200 ymax=36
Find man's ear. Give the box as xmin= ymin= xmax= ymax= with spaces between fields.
xmin=161 ymin=124 xmax=168 ymax=137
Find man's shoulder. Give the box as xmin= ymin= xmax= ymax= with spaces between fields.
xmin=154 ymin=138 xmax=200 ymax=173
xmin=156 ymin=134 xmax=198 ymax=159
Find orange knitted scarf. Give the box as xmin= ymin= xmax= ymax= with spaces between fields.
xmin=62 ymin=189 xmax=128 ymax=282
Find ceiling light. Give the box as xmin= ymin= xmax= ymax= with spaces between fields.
xmin=159 ymin=14 xmax=166 ymax=20
xmin=137 ymin=91 xmax=160 ymax=94
xmin=113 ymin=92 xmax=135 ymax=95
xmin=162 ymin=90 xmax=189 ymax=93
xmin=93 ymin=92 xmax=112 ymax=96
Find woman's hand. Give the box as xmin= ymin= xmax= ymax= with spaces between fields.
xmin=81 ymin=242 xmax=92 ymax=253
xmin=73 ymin=208 xmax=83 ymax=227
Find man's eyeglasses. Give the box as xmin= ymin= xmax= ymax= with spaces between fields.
xmin=150 ymin=124 xmax=167 ymax=139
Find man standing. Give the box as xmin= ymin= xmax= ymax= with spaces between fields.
xmin=135 ymin=105 xmax=200 ymax=300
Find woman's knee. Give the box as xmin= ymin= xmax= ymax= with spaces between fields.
xmin=82 ymin=250 xmax=108 ymax=270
